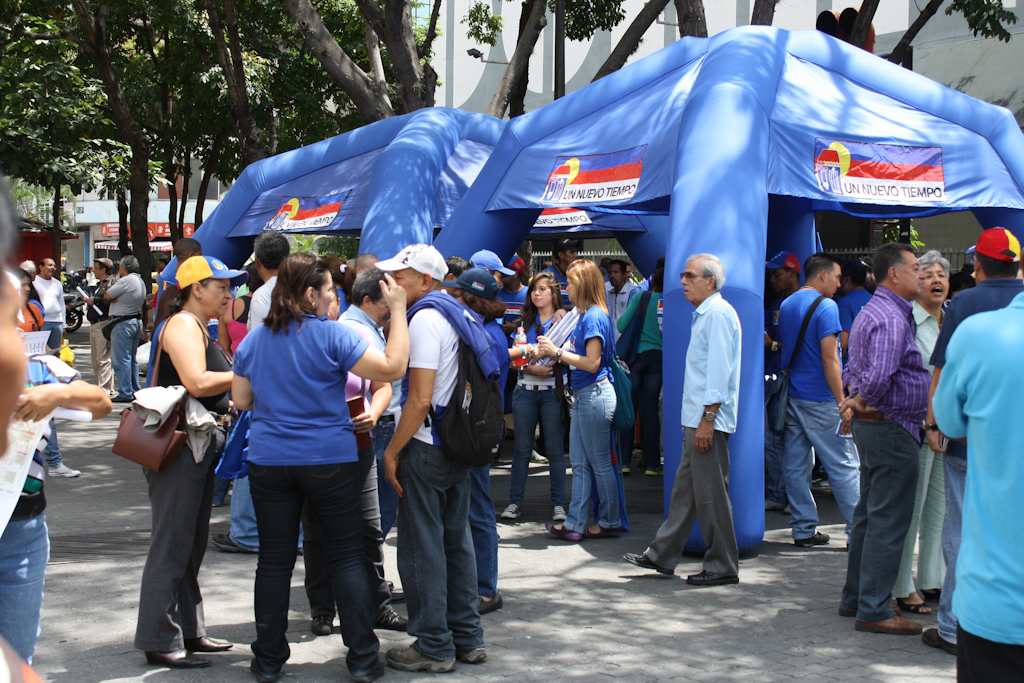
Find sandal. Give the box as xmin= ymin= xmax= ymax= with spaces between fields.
xmin=896 ymin=597 xmax=933 ymax=614
xmin=921 ymin=589 xmax=942 ymax=602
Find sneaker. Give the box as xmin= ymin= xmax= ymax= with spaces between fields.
xmin=456 ymin=648 xmax=487 ymax=664
xmin=645 ymin=468 xmax=663 ymax=476
xmin=621 ymin=466 xmax=631 ymax=476
xmin=212 ymin=532 xmax=258 ymax=554
xmin=374 ymin=608 xmax=408 ymax=631
xmin=530 ymin=451 xmax=548 ymax=464
xmin=500 ymin=504 xmax=522 ymax=520
xmin=48 ymin=464 xmax=81 ymax=478
xmin=386 ymin=646 xmax=455 ymax=673
xmin=311 ymin=615 xmax=334 ymax=636
xmin=794 ymin=531 xmax=830 ymax=547
xmin=552 ymin=506 xmax=567 ymax=522
xmin=765 ymin=499 xmax=788 ymax=511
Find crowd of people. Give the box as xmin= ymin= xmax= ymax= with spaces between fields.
xmin=1 ymin=196 xmax=1023 ymax=680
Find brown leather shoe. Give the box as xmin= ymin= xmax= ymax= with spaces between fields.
xmin=183 ymin=636 xmax=233 ymax=652
xmin=839 ymin=601 xmax=901 ymax=618
xmin=145 ymin=649 xmax=212 ymax=668
xmin=855 ymin=615 xmax=922 ymax=635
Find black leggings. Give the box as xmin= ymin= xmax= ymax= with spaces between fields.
xmin=629 ymin=350 xmax=663 ymax=469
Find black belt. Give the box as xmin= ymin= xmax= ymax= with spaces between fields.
xmin=378 ymin=415 xmax=396 ymax=424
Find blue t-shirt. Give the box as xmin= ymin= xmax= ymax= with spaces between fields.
xmin=510 ymin=315 xmax=554 ymax=345
xmin=233 ymin=316 xmax=369 ymax=465
xmin=764 ymin=295 xmax=786 ymax=376
xmin=496 ymin=286 xmax=527 ymax=330
xmin=568 ymin=305 xmax=612 ymax=389
xmin=929 ymin=278 xmax=1024 ymax=460
xmin=544 ymin=266 xmax=571 ymax=305
xmin=484 ymin=319 xmax=510 ymax=412
xmin=837 ymin=288 xmax=873 ymax=333
xmin=779 ymin=289 xmax=842 ymax=402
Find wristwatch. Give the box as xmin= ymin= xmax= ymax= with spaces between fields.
xmin=704 ymin=410 xmax=716 ymax=423
xmin=924 ymin=423 xmax=939 ymax=432
xmin=556 ymin=348 xmax=563 ymax=361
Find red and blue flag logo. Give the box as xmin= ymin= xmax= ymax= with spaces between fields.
xmin=814 ymin=139 xmax=945 ymax=203
xmin=266 ymin=193 xmax=348 ymax=231
xmin=541 ymin=145 xmax=647 ymax=204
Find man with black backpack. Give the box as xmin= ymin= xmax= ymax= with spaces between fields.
xmin=378 ymin=245 xmax=502 ymax=674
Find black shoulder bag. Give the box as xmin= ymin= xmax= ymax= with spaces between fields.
xmin=768 ymin=295 xmax=824 ymax=435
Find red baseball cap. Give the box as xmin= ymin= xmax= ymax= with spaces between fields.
xmin=507 ymin=256 xmax=525 ymax=275
xmin=966 ymin=228 xmax=1020 ymax=263
xmin=766 ymin=251 xmax=801 ymax=273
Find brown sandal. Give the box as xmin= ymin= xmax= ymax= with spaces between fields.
xmin=896 ymin=597 xmax=933 ymax=614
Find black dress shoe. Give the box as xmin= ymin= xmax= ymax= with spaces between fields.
xmin=183 ymin=636 xmax=233 ymax=652
xmin=794 ymin=532 xmax=830 ymax=547
xmin=374 ymin=607 xmax=408 ymax=631
xmin=686 ymin=570 xmax=739 ymax=586
xmin=478 ymin=592 xmax=503 ymax=615
xmin=311 ymin=615 xmax=334 ymax=636
xmin=922 ymin=628 xmax=957 ymax=654
xmin=250 ymin=659 xmax=281 ymax=683
xmin=623 ymin=552 xmax=674 ymax=576
xmin=212 ymin=532 xmax=258 ymax=554
xmin=145 ymin=649 xmax=211 ymax=668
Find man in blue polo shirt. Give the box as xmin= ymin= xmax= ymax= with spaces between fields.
xmin=922 ymin=227 xmax=1024 ymax=655
xmin=496 ymin=256 xmax=527 ymax=335
xmin=932 ymin=289 xmax=1024 ymax=679
xmin=836 ymin=259 xmax=872 ymax=360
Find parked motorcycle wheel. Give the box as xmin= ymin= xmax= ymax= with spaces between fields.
xmin=66 ymin=307 xmax=83 ymax=333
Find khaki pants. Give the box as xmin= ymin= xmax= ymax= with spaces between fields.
xmin=89 ymin=320 xmax=114 ymax=395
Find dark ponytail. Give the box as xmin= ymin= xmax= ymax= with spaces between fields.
xmin=264 ymin=253 xmax=330 ymax=333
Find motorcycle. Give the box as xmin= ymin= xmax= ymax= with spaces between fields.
xmin=62 ymin=268 xmax=87 ymax=294
xmin=64 ymin=292 xmax=85 ymax=333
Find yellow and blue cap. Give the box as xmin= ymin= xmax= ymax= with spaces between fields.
xmin=176 ymin=256 xmax=248 ymax=288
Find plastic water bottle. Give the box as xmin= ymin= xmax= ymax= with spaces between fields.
xmin=514 ymin=327 xmax=528 ymax=367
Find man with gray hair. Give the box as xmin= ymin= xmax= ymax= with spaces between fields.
xmin=624 ymin=253 xmax=742 ymax=586
xmin=104 ymin=255 xmax=146 ymax=402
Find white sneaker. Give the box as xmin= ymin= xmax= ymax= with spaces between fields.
xmin=552 ymin=506 xmax=567 ymax=522
xmin=530 ymin=451 xmax=548 ymax=464
xmin=500 ymin=504 xmax=522 ymax=520
xmin=49 ymin=464 xmax=81 ymax=478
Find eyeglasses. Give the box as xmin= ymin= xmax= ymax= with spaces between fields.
xmin=680 ymin=271 xmax=706 ymax=281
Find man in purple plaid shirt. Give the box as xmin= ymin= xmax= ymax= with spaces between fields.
xmin=837 ymin=243 xmax=930 ymax=636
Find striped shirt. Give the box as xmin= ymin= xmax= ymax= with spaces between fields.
xmin=843 ymin=285 xmax=930 ymax=442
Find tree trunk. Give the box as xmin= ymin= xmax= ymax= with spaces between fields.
xmin=508 ymin=0 xmax=537 ymax=117
xmin=888 ymin=0 xmax=941 ymax=64
xmin=749 ymin=0 xmax=777 ymax=26
xmin=364 ymin=25 xmax=393 ymax=109
xmin=593 ymin=0 xmax=672 ymax=81
xmin=849 ymin=0 xmax=879 ymax=48
xmin=487 ymin=0 xmax=547 ymax=118
xmin=195 ymin=129 xmax=227 ymax=228
xmin=674 ymin=0 xmax=708 ymax=37
xmin=378 ymin=0 xmax=437 ymax=112
xmin=166 ymin=162 xmax=178 ymax=247
xmin=52 ymin=182 xmax=62 ymax=267
xmin=284 ymin=0 xmax=396 ymax=122
xmin=129 ymin=152 xmax=153 ymax=291
xmin=177 ymin=146 xmax=191 ymax=241
xmin=117 ymin=189 xmax=130 ymax=256
xmin=206 ymin=0 xmax=267 ymax=166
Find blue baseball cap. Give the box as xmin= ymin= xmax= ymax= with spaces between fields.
xmin=442 ymin=267 xmax=499 ymax=300
xmin=765 ymin=251 xmax=801 ymax=272
xmin=470 ymin=249 xmax=515 ymax=276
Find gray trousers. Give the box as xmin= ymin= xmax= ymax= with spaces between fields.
xmin=134 ymin=429 xmax=224 ymax=651
xmin=89 ymin=319 xmax=114 ymax=395
xmin=646 ymin=427 xmax=739 ymax=576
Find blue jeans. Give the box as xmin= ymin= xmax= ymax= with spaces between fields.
xmin=42 ymin=422 xmax=63 ymax=469
xmin=783 ymin=397 xmax=861 ymax=539
xmin=628 ymin=350 xmax=663 ymax=470
xmin=396 ymin=438 xmax=482 ymax=661
xmin=110 ymin=318 xmax=142 ymax=400
xmin=841 ymin=418 xmax=918 ymax=623
xmin=229 ymin=475 xmax=260 ymax=551
xmin=0 ymin=515 xmax=49 ymax=663
xmin=250 ymin=461 xmax=378 ymax=675
xmin=41 ymin=321 xmax=63 ymax=352
xmin=565 ymin=381 xmax=619 ymax=533
xmin=509 ymin=386 xmax=566 ymax=508
xmin=469 ymin=465 xmax=499 ymax=598
xmin=373 ymin=419 xmax=399 ymax=538
xmin=938 ymin=455 xmax=966 ymax=643
xmin=764 ymin=394 xmax=786 ymax=505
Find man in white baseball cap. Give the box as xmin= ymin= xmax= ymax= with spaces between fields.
xmin=375 ymin=244 xmax=448 ymax=283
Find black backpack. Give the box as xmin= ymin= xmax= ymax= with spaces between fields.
xmin=428 ymin=339 xmax=504 ymax=467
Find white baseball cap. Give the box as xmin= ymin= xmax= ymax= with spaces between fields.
xmin=376 ymin=244 xmax=448 ymax=282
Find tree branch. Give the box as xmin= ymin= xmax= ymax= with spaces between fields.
xmin=418 ymin=0 xmax=443 ymax=58
xmin=849 ymin=0 xmax=879 ymax=48
xmin=749 ymin=0 xmax=778 ymax=26
xmin=674 ymin=0 xmax=708 ymax=37
xmin=487 ymin=0 xmax=546 ymax=118
xmin=887 ymin=0 xmax=942 ymax=64
xmin=592 ymin=0 xmax=671 ymax=81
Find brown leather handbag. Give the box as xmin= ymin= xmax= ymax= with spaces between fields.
xmin=110 ymin=327 xmax=187 ymax=473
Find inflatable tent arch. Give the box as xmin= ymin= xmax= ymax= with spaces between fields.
xmin=161 ymin=108 xmax=505 ymax=286
xmin=434 ymin=25 xmax=1024 ymax=552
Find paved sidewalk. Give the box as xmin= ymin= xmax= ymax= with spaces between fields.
xmin=29 ymin=323 xmax=956 ymax=682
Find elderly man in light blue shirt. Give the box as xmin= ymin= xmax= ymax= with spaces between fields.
xmin=624 ymin=253 xmax=742 ymax=586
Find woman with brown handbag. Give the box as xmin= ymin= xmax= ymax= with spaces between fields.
xmin=133 ymin=255 xmax=246 ymax=669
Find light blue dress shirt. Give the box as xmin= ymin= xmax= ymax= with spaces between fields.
xmin=933 ymin=291 xmax=1024 ymax=646
xmin=681 ymin=292 xmax=742 ymax=433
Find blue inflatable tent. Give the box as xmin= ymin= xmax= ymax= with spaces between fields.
xmin=433 ymin=26 xmax=1024 ymax=552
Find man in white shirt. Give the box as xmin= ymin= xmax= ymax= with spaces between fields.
xmin=624 ymin=253 xmax=742 ymax=586
xmin=606 ymin=259 xmax=636 ymax=342
xmin=378 ymin=244 xmax=484 ymax=673
xmin=247 ymin=230 xmax=290 ymax=330
xmin=34 ymin=258 xmax=65 ymax=351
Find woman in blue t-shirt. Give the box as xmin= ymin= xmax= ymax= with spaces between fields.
xmin=499 ymin=271 xmax=568 ymax=523
xmin=535 ymin=259 xmax=619 ymax=541
xmin=232 ymin=254 xmax=409 ymax=682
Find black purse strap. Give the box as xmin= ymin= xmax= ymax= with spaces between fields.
xmin=787 ymin=295 xmax=825 ymax=372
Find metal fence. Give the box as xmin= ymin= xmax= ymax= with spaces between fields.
xmin=529 ymin=249 xmax=629 ymax=273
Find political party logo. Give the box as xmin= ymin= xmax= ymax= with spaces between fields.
xmin=540 ymin=145 xmax=647 ymax=205
xmin=504 ymin=303 xmax=523 ymax=322
xmin=533 ymin=207 xmax=593 ymax=228
xmin=265 ymin=193 xmax=348 ymax=231
xmin=657 ymin=298 xmax=664 ymax=333
xmin=814 ymin=139 xmax=945 ymax=203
